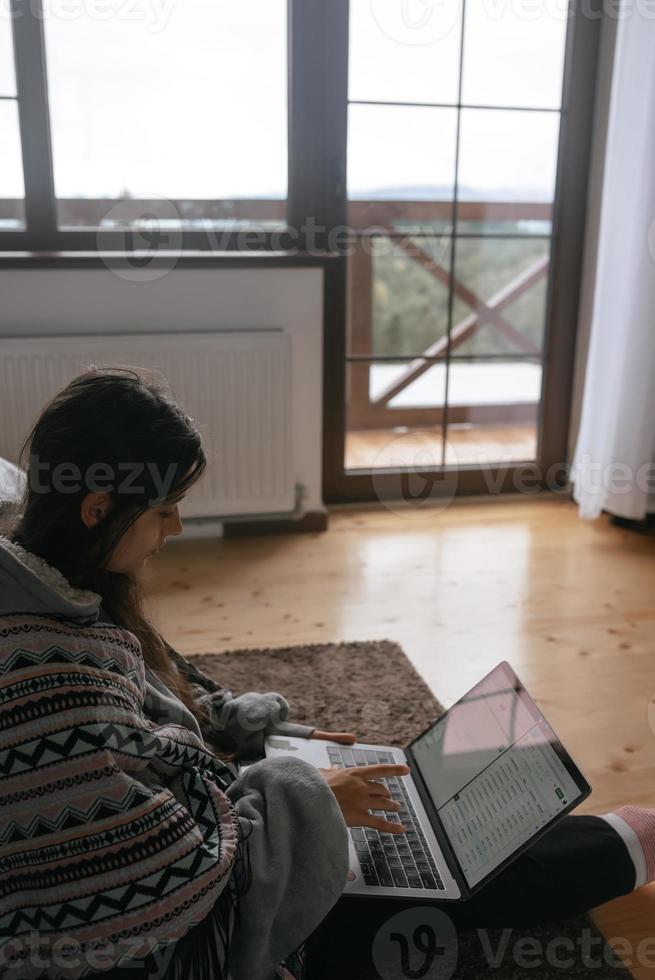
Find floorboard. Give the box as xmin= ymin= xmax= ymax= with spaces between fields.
xmin=143 ymin=495 xmax=655 ymax=976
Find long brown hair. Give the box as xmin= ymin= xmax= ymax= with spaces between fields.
xmin=1 ymin=366 xmax=232 ymax=758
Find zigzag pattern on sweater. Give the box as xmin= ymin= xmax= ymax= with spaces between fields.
xmin=0 ymin=781 xmax=163 ymax=845
xmin=0 ymin=644 xmax=140 ymax=679
xmin=0 ymin=613 xmax=240 ymax=979
xmin=0 ymin=615 xmax=143 ymax=657
xmin=2 ymin=717 xmax=236 ymax=776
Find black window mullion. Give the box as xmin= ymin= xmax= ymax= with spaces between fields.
xmin=298 ymin=0 xmax=349 ymax=502
xmin=11 ymin=0 xmax=57 ymax=242
xmin=288 ymin=0 xmax=349 ymax=249
xmin=441 ymin=0 xmax=468 ymax=467
xmin=537 ymin=0 xmax=603 ymax=472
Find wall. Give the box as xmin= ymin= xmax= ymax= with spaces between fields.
xmin=0 ymin=265 xmax=325 ymax=528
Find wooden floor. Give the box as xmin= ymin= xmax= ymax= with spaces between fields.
xmin=143 ymin=496 xmax=655 ymax=977
xmin=345 ymin=423 xmax=537 ymax=469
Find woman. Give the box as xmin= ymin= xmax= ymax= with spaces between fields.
xmin=0 ymin=367 xmax=652 ymax=980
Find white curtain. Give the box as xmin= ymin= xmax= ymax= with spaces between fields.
xmin=571 ymin=6 xmax=655 ymax=520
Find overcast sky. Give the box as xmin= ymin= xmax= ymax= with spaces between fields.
xmin=1 ymin=0 xmax=567 ymax=203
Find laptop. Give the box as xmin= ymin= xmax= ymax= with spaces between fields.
xmin=263 ymin=661 xmax=590 ymax=901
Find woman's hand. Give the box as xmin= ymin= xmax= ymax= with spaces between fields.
xmin=310 ymin=730 xmax=357 ymax=745
xmin=320 ymin=763 xmax=410 ymax=835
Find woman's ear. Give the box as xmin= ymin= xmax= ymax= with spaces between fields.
xmin=80 ymin=491 xmax=112 ymax=529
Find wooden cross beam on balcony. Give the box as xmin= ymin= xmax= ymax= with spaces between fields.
xmin=372 ymin=253 xmax=548 ymax=407
xmin=391 ymin=236 xmax=545 ymax=358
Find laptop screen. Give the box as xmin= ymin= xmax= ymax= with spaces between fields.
xmin=408 ymin=662 xmax=586 ymax=889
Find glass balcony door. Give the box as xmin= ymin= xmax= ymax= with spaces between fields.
xmin=344 ymin=0 xmax=569 ymax=474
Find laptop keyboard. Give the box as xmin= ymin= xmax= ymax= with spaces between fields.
xmin=327 ymin=746 xmax=445 ymax=891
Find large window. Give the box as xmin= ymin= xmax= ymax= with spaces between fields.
xmin=1 ymin=0 xmax=287 ymax=242
xmin=1 ymin=0 xmax=601 ymax=503
xmin=0 ymin=16 xmax=24 ymax=229
xmin=345 ymin=0 xmax=567 ymax=470
xmin=44 ymin=0 xmax=287 ymax=232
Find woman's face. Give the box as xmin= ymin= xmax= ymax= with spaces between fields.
xmin=81 ymin=493 xmax=184 ymax=573
xmin=108 ymin=501 xmax=184 ymax=572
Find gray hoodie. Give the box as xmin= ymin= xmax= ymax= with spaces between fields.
xmin=0 ymin=535 xmax=350 ymax=980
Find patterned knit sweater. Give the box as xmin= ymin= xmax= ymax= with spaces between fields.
xmin=0 ymin=536 xmax=350 ymax=980
xmin=0 ymin=549 xmax=241 ymax=978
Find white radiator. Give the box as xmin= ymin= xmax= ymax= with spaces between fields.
xmin=0 ymin=331 xmax=295 ymax=518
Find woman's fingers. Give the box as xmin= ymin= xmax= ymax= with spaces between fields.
xmin=369 ymin=795 xmax=401 ymax=812
xmin=359 ymin=763 xmax=410 ymax=778
xmin=311 ymin=730 xmax=357 ymax=744
xmin=366 ymin=815 xmax=407 ymax=835
xmin=320 ymin=762 xmax=410 ymax=835
xmin=365 ymin=781 xmax=394 ymax=800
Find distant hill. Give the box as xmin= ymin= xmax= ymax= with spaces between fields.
xmin=349 ymin=185 xmax=551 ymax=202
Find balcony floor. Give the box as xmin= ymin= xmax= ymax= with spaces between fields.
xmin=345 ymin=423 xmax=537 ymax=470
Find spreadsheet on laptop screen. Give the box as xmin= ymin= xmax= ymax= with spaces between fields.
xmin=411 ymin=667 xmax=581 ymax=887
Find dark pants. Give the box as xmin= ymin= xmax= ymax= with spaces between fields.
xmin=304 ymin=815 xmax=636 ymax=979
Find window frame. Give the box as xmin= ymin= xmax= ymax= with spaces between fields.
xmin=3 ymin=0 xmax=323 ymax=253
xmin=2 ymin=0 xmax=602 ymax=505
xmin=322 ymin=0 xmax=604 ymax=502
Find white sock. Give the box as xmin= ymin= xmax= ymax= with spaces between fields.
xmin=600 ymin=809 xmax=651 ymax=888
